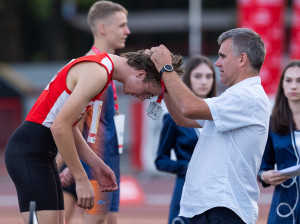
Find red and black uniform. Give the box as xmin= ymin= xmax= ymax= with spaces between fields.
xmin=26 ymin=53 xmax=113 ymax=127
xmin=5 ymin=53 xmax=113 ymax=212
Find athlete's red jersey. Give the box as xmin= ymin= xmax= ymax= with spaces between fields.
xmin=26 ymin=53 xmax=114 ymax=128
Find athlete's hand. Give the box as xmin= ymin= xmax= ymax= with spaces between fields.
xmin=262 ymin=170 xmax=291 ymax=186
xmin=59 ymin=167 xmax=75 ymax=187
xmin=75 ymin=177 xmax=95 ymax=210
xmin=92 ymin=161 xmax=118 ymax=192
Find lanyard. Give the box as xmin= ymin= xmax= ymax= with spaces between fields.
xmin=92 ymin=46 xmax=119 ymax=114
xmin=146 ymin=80 xmax=165 ymax=120
xmin=157 ymin=79 xmax=166 ymax=103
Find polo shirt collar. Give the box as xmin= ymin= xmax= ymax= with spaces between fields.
xmin=228 ymin=76 xmax=261 ymax=91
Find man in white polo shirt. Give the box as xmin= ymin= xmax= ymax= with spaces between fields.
xmin=149 ymin=28 xmax=270 ymax=224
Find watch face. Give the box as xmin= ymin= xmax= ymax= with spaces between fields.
xmin=164 ymin=64 xmax=173 ymax=72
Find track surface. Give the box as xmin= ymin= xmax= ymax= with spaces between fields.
xmin=0 ymin=150 xmax=272 ymax=224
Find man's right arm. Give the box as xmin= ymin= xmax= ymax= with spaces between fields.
xmin=150 ymin=45 xmax=212 ymax=122
xmin=164 ymin=93 xmax=200 ymax=128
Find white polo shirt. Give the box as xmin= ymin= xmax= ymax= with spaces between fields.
xmin=179 ymin=76 xmax=270 ymax=224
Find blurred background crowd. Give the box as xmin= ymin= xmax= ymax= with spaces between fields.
xmin=0 ymin=1 xmax=299 ymax=223
xmin=1 ymin=0 xmax=299 ymax=172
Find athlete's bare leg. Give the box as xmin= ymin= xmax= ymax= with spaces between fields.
xmin=63 ymin=191 xmax=78 ymax=223
xmin=107 ymin=212 xmax=118 ymax=224
xmin=21 ymin=210 xmax=64 ymax=224
xmin=84 ymin=213 xmax=107 ymax=224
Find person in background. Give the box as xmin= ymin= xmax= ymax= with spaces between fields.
xmin=258 ymin=60 xmax=300 ymax=224
xmin=155 ymin=55 xmax=216 ymax=224
xmin=58 ymin=1 xmax=130 ymax=224
xmin=150 ymin=27 xmax=270 ymax=224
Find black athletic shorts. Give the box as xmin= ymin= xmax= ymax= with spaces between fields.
xmin=5 ymin=121 xmax=64 ymax=212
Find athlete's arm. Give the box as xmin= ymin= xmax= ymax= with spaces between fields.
xmin=72 ymin=125 xmax=117 ymax=191
xmin=50 ymin=61 xmax=116 ymax=209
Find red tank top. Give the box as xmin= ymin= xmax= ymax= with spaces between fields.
xmin=26 ymin=53 xmax=114 ymax=128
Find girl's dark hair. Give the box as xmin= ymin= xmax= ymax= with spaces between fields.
xmin=182 ymin=55 xmax=217 ymax=98
xmin=270 ymin=60 xmax=300 ymax=134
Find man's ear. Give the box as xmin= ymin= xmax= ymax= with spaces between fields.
xmin=239 ymin=52 xmax=248 ymax=67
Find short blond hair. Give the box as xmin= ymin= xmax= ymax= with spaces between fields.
xmin=87 ymin=1 xmax=128 ymax=35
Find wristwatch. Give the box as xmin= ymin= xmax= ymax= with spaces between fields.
xmin=159 ymin=64 xmax=174 ymax=77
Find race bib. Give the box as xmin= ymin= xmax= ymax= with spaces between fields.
xmin=87 ymin=100 xmax=103 ymax=143
xmin=114 ymin=114 xmax=125 ymax=154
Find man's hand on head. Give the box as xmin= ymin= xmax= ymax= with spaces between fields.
xmin=144 ymin=49 xmax=153 ymax=56
xmin=150 ymin=45 xmax=172 ymax=72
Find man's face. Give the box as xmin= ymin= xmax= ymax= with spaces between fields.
xmin=105 ymin=11 xmax=131 ymax=50
xmin=214 ymin=39 xmax=240 ymax=87
xmin=122 ymin=72 xmax=162 ymax=102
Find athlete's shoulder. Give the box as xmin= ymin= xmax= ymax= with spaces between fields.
xmin=77 ymin=53 xmax=114 ymax=75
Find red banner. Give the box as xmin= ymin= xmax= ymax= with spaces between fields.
xmin=291 ymin=0 xmax=300 ymax=59
xmin=237 ymin=0 xmax=286 ymax=95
